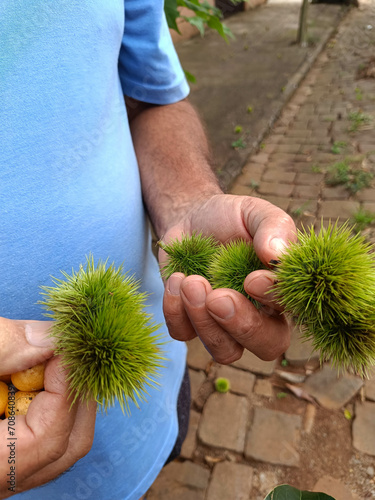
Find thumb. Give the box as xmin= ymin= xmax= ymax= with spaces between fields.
xmin=0 ymin=318 xmax=54 ymax=375
xmin=241 ymin=197 xmax=297 ymax=264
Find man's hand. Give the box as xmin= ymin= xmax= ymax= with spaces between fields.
xmin=0 ymin=319 xmax=96 ymax=498
xmin=160 ymin=194 xmax=297 ymax=364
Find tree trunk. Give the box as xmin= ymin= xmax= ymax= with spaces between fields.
xmin=297 ymin=0 xmax=309 ymax=46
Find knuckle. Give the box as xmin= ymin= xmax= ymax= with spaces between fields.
xmin=215 ymin=346 xmax=243 ymax=365
xmin=72 ymin=436 xmax=94 ymax=461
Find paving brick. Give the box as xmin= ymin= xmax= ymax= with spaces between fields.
xmin=215 ymin=364 xmax=256 ymax=397
xmin=302 ymin=364 xmax=363 ymax=410
xmin=245 ymin=407 xmax=302 ymax=466
xmin=206 ymin=462 xmax=253 ymax=500
xmin=251 ymin=153 xmax=269 ymax=165
xmin=198 ymin=392 xmax=249 ymax=453
xmin=266 ymin=134 xmax=284 ymax=144
xmin=259 ymin=195 xmax=291 ymax=211
xmin=187 ymin=337 xmax=213 ymax=371
xmin=321 ymin=185 xmax=350 ymax=200
xmin=355 ymin=188 xmax=375 ymax=202
xmin=353 ymin=401 xmax=375 ymax=456
xmin=189 ymin=368 xmax=206 ymax=402
xmin=273 ymin=144 xmax=302 ymax=154
xmin=257 ymin=181 xmax=294 ymax=197
xmin=147 ymin=461 xmax=210 ymax=500
xmin=232 ymin=349 xmax=276 ymax=376
xmin=269 ymin=153 xmax=297 ymax=163
xmin=319 ymin=200 xmax=360 ymax=219
xmin=262 ymin=169 xmax=296 ymax=183
xmin=253 ymin=378 xmax=274 ymax=398
xmin=180 ymin=410 xmax=200 ymax=460
xmin=235 ymin=170 xmax=262 ymax=187
xmin=364 ymin=377 xmax=375 ymax=402
xmin=293 ymin=184 xmax=320 ymax=199
xmin=285 ymin=325 xmax=319 ymax=366
xmin=287 ymin=129 xmax=312 ymax=139
xmin=295 ymin=172 xmax=324 ymax=185
xmin=230 ymin=184 xmax=254 ymax=196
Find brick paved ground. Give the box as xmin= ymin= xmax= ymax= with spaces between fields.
xmin=148 ymin=1 xmax=375 ymax=499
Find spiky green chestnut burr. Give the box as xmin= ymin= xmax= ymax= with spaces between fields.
xmin=274 ymin=222 xmax=375 ymax=376
xmin=209 ymin=239 xmax=265 ymax=300
xmin=39 ymin=257 xmax=164 ymax=413
xmin=159 ymin=232 xmax=219 ymax=281
xmin=214 ymin=377 xmax=230 ymax=393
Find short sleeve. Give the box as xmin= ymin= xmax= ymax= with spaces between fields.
xmin=119 ymin=1 xmax=190 ymax=105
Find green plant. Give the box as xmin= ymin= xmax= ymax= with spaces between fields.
xmin=231 ymin=137 xmax=246 ymax=149
xmin=325 ymin=159 xmax=373 ymax=194
xmin=348 ymin=110 xmax=371 ymax=132
xmin=165 ymin=0 xmax=244 ymax=42
xmin=311 ymin=164 xmax=322 ymax=173
xmin=331 ymin=141 xmax=347 ymax=155
xmin=161 ymin=226 xmax=375 ymax=376
xmin=276 ymin=392 xmax=288 ymax=399
xmin=159 ymin=232 xmax=219 ymax=280
xmin=215 ymin=377 xmax=230 ymax=393
xmin=234 ymin=125 xmax=243 ymax=134
xmin=355 ymin=87 xmax=363 ymax=101
xmin=274 ymin=222 xmax=375 ymax=376
xmin=39 ymin=257 xmax=164 ymax=413
xmin=264 ymin=485 xmax=334 ymax=499
xmin=209 ymin=239 xmax=265 ymax=301
xmin=351 ymin=207 xmax=375 ymax=233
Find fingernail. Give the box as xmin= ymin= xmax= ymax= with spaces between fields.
xmin=269 ymin=237 xmax=287 ymax=256
xmin=25 ymin=323 xmax=53 ymax=348
xmin=207 ymin=296 xmax=235 ymax=320
xmin=181 ymin=281 xmax=206 ymax=307
xmin=167 ymin=274 xmax=183 ymax=296
xmin=246 ymin=275 xmax=275 ymax=296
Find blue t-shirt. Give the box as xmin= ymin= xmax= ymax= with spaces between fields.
xmin=0 ymin=1 xmax=190 ymax=499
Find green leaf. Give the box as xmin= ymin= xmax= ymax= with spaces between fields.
xmin=264 ymin=485 xmax=336 ymax=500
xmin=183 ymin=15 xmax=206 ymax=36
xmin=184 ymin=69 xmax=197 ymax=84
xmin=164 ymin=0 xmax=181 ymax=33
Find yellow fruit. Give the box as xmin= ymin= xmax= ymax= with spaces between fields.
xmin=11 ymin=362 xmax=45 ymax=392
xmin=5 ymin=391 xmax=40 ymax=417
xmin=0 ymin=381 xmax=9 ymax=416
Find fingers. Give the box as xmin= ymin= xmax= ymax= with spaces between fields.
xmin=206 ymin=288 xmax=291 ymax=361
xmin=164 ymin=273 xmax=290 ymax=362
xmin=163 ymin=273 xmax=197 ymax=341
xmin=19 ymin=357 xmax=78 ymax=473
xmin=11 ymin=357 xmax=96 ymax=492
xmin=180 ymin=277 xmax=244 ymax=364
xmin=21 ymin=400 xmax=97 ymax=491
xmin=240 ymin=196 xmax=297 ymax=264
xmin=244 ymin=269 xmax=282 ymax=311
xmin=0 ymin=319 xmax=54 ymax=375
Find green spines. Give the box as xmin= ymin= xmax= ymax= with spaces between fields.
xmin=209 ymin=239 xmax=265 ymax=303
xmin=39 ymin=256 xmax=164 ymax=414
xmin=160 ymin=232 xmax=220 ymax=281
xmin=161 ymin=225 xmax=375 ymax=376
xmin=214 ymin=377 xmax=230 ymax=393
xmin=273 ymin=222 xmax=375 ymax=376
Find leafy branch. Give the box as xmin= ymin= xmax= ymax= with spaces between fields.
xmin=165 ymin=0 xmax=243 ymax=41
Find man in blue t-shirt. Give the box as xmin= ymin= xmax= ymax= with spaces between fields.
xmin=0 ymin=1 xmax=296 ymax=499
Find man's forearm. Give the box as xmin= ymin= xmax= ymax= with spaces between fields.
xmin=127 ymin=98 xmax=222 ymax=238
